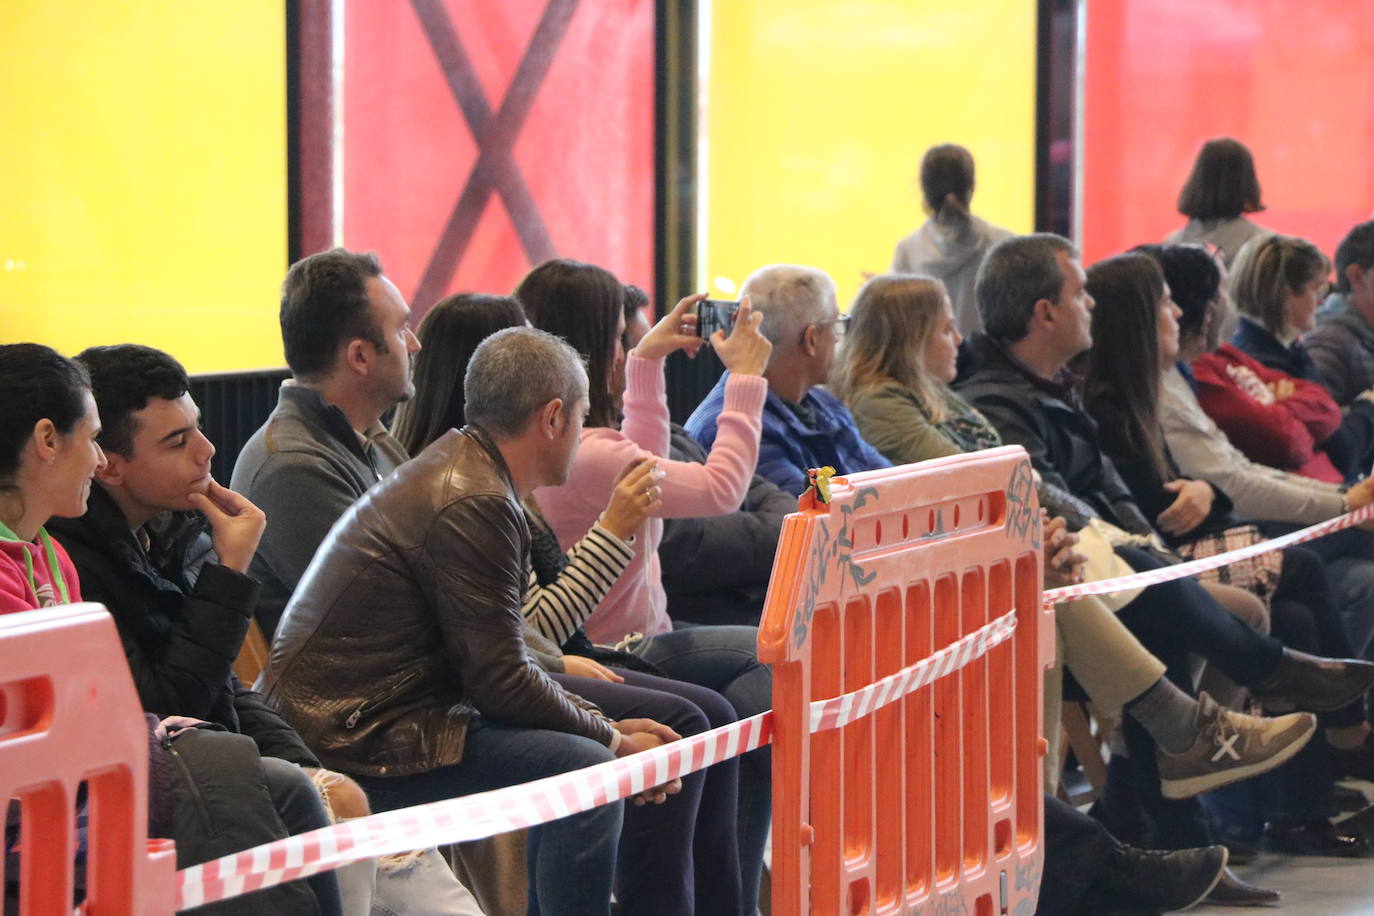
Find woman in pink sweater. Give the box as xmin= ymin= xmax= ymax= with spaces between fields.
xmin=522 ymin=259 xmax=775 ymax=913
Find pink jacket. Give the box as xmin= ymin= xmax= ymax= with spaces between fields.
xmin=536 ymin=355 xmax=766 ymax=642
xmin=0 ymin=529 xmax=82 ymax=613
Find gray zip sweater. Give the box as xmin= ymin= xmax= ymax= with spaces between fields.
xmin=230 ymin=383 xmax=409 ymax=640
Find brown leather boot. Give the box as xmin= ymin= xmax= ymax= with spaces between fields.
xmin=1249 ymin=648 xmax=1374 ymax=713
xmin=1205 ymin=866 xmax=1281 ymax=906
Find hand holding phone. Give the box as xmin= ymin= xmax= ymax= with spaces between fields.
xmin=694 ymin=299 xmax=741 ymax=339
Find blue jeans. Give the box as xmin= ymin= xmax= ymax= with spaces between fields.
xmin=260 ymin=757 xmax=343 ymax=916
xmin=553 ymin=669 xmax=742 ymax=915
xmin=355 ymin=721 xmax=621 ymax=916
xmin=632 ymin=623 xmax=771 ymax=915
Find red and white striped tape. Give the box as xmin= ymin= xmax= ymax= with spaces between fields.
xmin=176 ymin=610 xmax=1017 ymax=910
xmin=809 ymin=609 xmax=1017 ymax=733
xmin=181 ymin=504 xmax=1373 ymax=908
xmin=1043 ymin=504 xmax=1374 ymax=607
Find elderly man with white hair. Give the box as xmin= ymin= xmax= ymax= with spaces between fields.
xmin=685 ymin=264 xmax=891 ymax=495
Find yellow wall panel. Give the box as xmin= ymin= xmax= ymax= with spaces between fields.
xmin=0 ymin=3 xmax=287 ymax=373
xmin=704 ymin=1 xmax=1036 ymax=310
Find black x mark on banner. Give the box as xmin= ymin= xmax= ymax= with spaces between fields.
xmin=409 ymin=0 xmax=578 ymax=312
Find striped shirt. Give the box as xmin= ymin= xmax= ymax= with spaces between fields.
xmin=522 ymin=523 xmax=635 ymax=646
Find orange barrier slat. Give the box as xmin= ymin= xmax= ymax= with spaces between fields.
xmin=760 ymin=446 xmax=1053 ymax=916
xmin=0 ymin=604 xmax=176 ymax=915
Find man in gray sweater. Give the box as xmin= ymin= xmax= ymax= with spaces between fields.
xmin=231 ymin=248 xmax=418 ymax=639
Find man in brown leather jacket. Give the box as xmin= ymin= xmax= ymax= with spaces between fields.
xmin=260 ymin=327 xmax=679 ymax=916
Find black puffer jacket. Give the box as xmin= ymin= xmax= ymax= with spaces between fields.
xmin=954 ymin=334 xmax=1154 ymax=535
xmin=659 ymin=424 xmax=794 ymax=626
xmin=154 ymin=721 xmax=323 ymax=915
xmin=49 ymin=487 xmax=319 ymax=767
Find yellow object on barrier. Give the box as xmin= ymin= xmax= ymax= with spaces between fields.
xmin=761 ymin=446 xmax=1053 ymax=916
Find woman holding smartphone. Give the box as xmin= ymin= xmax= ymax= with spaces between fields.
xmin=520 ymin=259 xmax=775 ymax=914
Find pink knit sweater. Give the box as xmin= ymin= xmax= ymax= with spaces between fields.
xmin=536 ymin=354 xmax=766 ymax=642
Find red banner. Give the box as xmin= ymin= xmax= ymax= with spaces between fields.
xmin=340 ymin=0 xmax=655 ymax=319
xmin=1081 ymin=0 xmax=1374 ymax=265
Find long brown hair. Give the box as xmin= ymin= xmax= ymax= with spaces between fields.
xmin=1082 ymin=254 xmax=1169 ymax=477
xmin=392 ymin=293 xmax=525 ymax=455
xmin=832 ymin=274 xmax=952 ymax=422
xmin=517 ymin=259 xmax=624 ymax=429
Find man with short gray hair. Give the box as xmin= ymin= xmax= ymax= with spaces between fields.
xmin=685 ymin=264 xmax=891 ymax=495
xmin=262 ymin=327 xmax=680 ymax=916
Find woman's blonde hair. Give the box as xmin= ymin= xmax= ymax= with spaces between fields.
xmin=1229 ymin=233 xmax=1330 ymax=335
xmin=833 ymin=274 xmax=952 ymax=422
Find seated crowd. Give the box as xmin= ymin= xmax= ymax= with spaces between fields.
xmin=7 ymin=136 xmax=1374 ymax=915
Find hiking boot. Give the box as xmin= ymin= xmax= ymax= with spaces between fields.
xmin=1092 ymin=843 xmax=1228 ymax=912
xmin=1157 ymin=692 xmax=1315 ymax=800
xmin=1250 ymin=648 xmax=1374 ymax=713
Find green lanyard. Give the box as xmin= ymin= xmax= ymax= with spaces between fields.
xmin=0 ymin=520 xmax=71 ymax=606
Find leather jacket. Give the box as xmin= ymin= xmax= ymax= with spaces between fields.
xmin=260 ymin=426 xmax=613 ymax=777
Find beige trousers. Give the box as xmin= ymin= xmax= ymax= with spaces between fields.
xmin=1043 ymin=593 xmax=1167 ymax=793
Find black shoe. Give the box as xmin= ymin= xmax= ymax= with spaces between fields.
xmin=1262 ymin=819 xmax=1372 ymax=857
xmin=1333 ymin=782 xmax=1371 ymax=812
xmin=1094 ymin=844 xmax=1227 ymax=911
xmin=1250 ymin=649 xmax=1374 ymax=713
xmin=1219 ymin=838 xmax=1259 ymax=866
xmin=1331 ymin=732 xmax=1374 ymax=781
xmin=1335 ymin=802 xmax=1374 ymax=845
xmin=1205 ymin=866 xmax=1281 ymax=906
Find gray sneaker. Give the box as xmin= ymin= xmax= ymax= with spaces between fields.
xmin=1158 ymin=692 xmax=1316 ymax=800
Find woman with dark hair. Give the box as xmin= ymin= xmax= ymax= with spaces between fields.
xmin=1154 ymin=243 xmax=1369 ymax=520
xmin=392 ymin=293 xmax=526 ymax=453
xmin=1084 ymin=252 xmax=1374 ymax=854
xmin=890 ymin=143 xmax=1012 ymax=336
xmin=402 ymin=292 xmax=753 ymax=915
xmin=1161 ymin=235 xmax=1346 ymax=482
xmin=1155 ymin=243 xmax=1374 ymax=659
xmin=519 ymin=258 xmax=777 ymax=913
xmin=0 ymin=344 xmax=345 ymax=915
xmin=1166 ymin=137 xmax=1270 ymax=265
xmin=0 ymin=343 xmax=105 ymax=610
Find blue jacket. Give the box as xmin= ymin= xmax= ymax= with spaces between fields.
xmin=685 ymin=373 xmax=891 ymax=496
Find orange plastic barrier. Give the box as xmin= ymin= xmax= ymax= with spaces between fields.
xmin=760 ymin=446 xmax=1053 ymax=916
xmin=0 ymin=603 xmax=176 ymax=915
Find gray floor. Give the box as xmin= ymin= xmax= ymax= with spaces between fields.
xmin=1191 ymin=852 xmax=1374 ymax=914
xmin=1189 ymin=781 xmax=1374 ymax=915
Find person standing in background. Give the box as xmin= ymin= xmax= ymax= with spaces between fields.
xmin=1166 ymin=137 xmax=1271 ymax=266
xmin=891 ymin=143 xmax=1012 ymax=336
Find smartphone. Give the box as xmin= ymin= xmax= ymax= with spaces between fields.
xmin=695 ymin=299 xmax=741 ymax=339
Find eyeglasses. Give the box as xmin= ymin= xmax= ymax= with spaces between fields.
xmin=805 ymin=314 xmax=849 ymax=343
